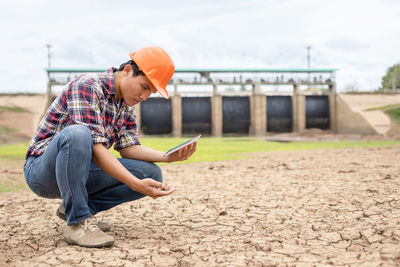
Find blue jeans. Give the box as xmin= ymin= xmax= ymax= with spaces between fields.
xmin=24 ymin=125 xmax=163 ymax=226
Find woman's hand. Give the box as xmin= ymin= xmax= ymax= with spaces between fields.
xmin=166 ymin=142 xmax=197 ymax=163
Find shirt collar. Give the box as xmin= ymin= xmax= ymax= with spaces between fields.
xmin=100 ymin=68 xmax=116 ymax=95
xmin=100 ymin=68 xmax=136 ymax=112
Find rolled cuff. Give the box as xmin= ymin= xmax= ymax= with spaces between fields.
xmin=92 ymin=135 xmax=108 ymax=145
xmin=114 ymin=135 xmax=141 ymax=151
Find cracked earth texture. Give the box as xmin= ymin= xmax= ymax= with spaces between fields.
xmin=1 ymin=146 xmax=400 ymax=266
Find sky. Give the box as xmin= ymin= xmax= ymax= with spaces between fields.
xmin=0 ymin=0 xmax=399 ymax=93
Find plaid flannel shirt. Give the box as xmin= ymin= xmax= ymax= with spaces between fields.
xmin=26 ymin=68 xmax=140 ymax=158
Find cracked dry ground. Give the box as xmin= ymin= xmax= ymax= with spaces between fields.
xmin=1 ymin=146 xmax=400 ymax=266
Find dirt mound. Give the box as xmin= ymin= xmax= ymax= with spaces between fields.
xmin=0 ymin=94 xmax=46 ymax=145
xmin=1 ymin=146 xmax=400 ymax=266
xmin=0 ymin=111 xmax=34 ymax=144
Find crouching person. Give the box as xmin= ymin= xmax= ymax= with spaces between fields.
xmin=24 ymin=46 xmax=197 ymax=248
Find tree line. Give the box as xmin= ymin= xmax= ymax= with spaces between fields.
xmin=380 ymin=63 xmax=400 ymax=91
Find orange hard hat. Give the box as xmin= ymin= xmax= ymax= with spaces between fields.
xmin=129 ymin=46 xmax=175 ymax=99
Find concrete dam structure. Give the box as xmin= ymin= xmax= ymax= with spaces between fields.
xmin=135 ymin=90 xmax=335 ymax=137
xmin=45 ymin=68 xmax=397 ymax=136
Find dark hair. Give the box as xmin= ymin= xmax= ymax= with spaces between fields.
xmin=112 ymin=60 xmax=145 ymax=77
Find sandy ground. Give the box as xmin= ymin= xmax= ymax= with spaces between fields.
xmin=1 ymin=146 xmax=400 ymax=266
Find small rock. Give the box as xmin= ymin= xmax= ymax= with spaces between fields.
xmin=361 ymin=228 xmax=374 ymax=238
xmin=366 ymin=234 xmax=384 ymax=244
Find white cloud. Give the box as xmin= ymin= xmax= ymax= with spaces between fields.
xmin=0 ymin=0 xmax=399 ymax=93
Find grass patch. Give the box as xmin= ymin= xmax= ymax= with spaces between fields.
xmin=121 ymin=137 xmax=400 ymax=164
xmin=0 ymin=183 xmax=27 ymax=193
xmin=0 ymin=105 xmax=29 ymax=113
xmin=364 ymin=104 xmax=400 ymax=111
xmin=386 ymin=108 xmax=400 ymax=124
xmin=0 ymin=142 xmax=30 ymax=159
xmin=1 ymin=138 xmax=400 ymax=163
xmin=0 ymin=126 xmax=17 ymax=134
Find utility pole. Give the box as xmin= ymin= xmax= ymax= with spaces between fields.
xmin=46 ymin=44 xmax=52 ymax=69
xmin=275 ymin=52 xmax=283 ymax=92
xmin=45 ymin=44 xmax=53 ymax=109
xmin=306 ymin=46 xmax=311 ymax=89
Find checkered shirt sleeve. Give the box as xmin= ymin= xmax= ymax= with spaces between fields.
xmin=66 ymin=79 xmax=108 ymax=145
xmin=114 ymin=108 xmax=141 ymax=151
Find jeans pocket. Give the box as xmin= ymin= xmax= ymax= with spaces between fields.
xmin=26 ymin=181 xmax=60 ymax=199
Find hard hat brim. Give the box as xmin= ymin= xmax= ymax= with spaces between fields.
xmin=147 ymin=76 xmax=169 ymax=99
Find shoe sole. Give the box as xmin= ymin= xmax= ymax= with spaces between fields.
xmin=64 ymin=237 xmax=114 ymax=248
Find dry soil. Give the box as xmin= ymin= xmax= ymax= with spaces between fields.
xmin=1 ymin=94 xmax=400 ymax=266
xmin=1 ymin=146 xmax=400 ymax=266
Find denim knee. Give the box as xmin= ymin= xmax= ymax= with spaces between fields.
xmin=59 ymin=125 xmax=93 ymax=151
xmin=148 ymin=163 xmax=163 ymax=183
xmin=119 ymin=157 xmax=164 ymax=183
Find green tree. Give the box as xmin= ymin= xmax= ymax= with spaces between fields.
xmin=381 ymin=63 xmax=400 ymax=91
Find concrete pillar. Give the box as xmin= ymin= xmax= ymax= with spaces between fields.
xmin=45 ymin=73 xmax=53 ymax=110
xmin=135 ymin=102 xmax=141 ymax=135
xmin=172 ymin=86 xmax=182 ymax=137
xmin=211 ymin=83 xmax=222 ymax=137
xmin=329 ymin=83 xmax=337 ymax=133
xmin=292 ymin=83 xmax=306 ymax=132
xmin=250 ymin=83 xmax=266 ymax=136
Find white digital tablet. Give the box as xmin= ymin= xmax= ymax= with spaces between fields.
xmin=163 ymin=135 xmax=201 ymax=156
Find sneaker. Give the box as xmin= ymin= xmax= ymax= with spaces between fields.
xmin=56 ymin=204 xmax=111 ymax=232
xmin=63 ymin=216 xmax=114 ymax=248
